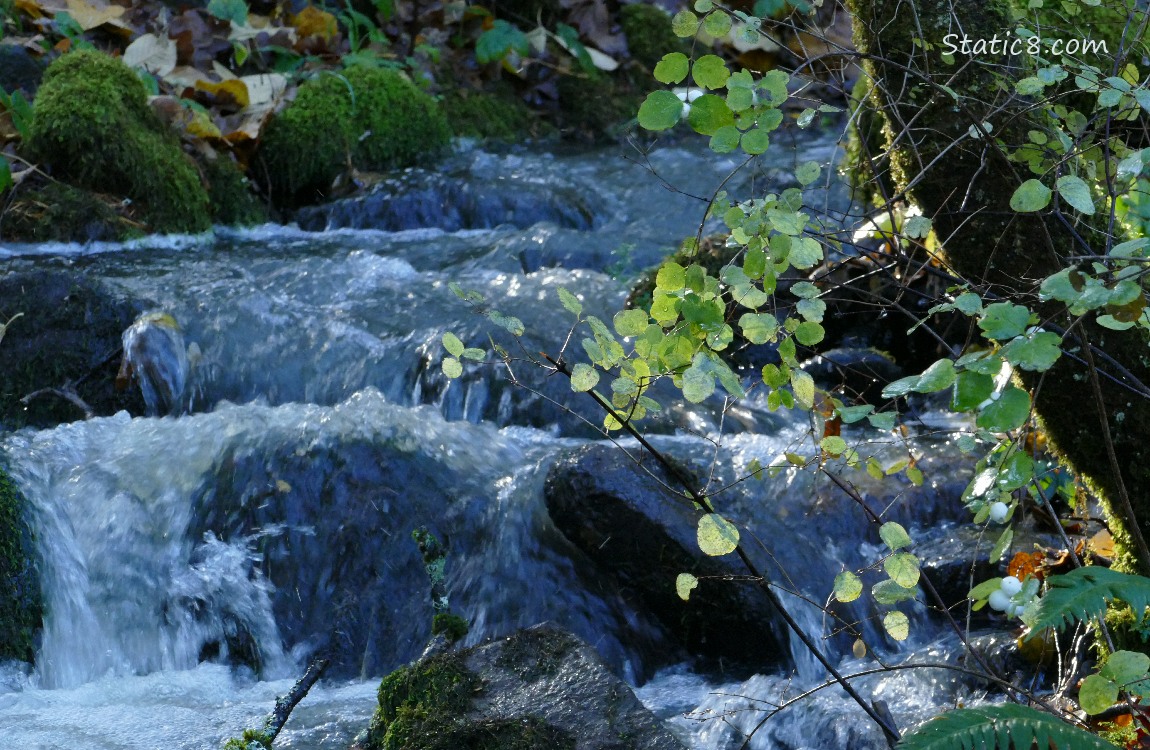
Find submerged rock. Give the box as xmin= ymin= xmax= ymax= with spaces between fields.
xmin=545 ymin=443 xmax=787 ymax=669
xmin=118 ymin=311 xmax=193 ymax=416
xmin=357 ymin=623 xmax=685 ymax=750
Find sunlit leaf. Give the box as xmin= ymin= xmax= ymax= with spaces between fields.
xmin=697 ymin=514 xmax=740 ymax=556
xmin=880 ymin=521 xmax=912 ymax=550
xmin=833 ymin=571 xmax=863 ymax=602
xmin=676 ymin=572 xmax=699 ymax=601
xmin=883 ymin=611 xmax=910 ymax=641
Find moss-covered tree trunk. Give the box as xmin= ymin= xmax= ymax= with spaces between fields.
xmin=846 ymin=0 xmax=1150 ymax=575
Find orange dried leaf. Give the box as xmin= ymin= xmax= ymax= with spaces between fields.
xmin=290 ymin=5 xmax=337 ymax=41
xmin=1008 ymin=550 xmax=1047 ymax=581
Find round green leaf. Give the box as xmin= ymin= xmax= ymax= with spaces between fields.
xmin=794 ymin=321 xmax=824 ymax=346
xmin=613 ymin=309 xmax=649 ymax=337
xmin=682 ymin=361 xmax=715 ymax=403
xmin=653 ymin=53 xmax=690 ymax=84
xmin=703 ymin=9 xmax=732 ymax=36
xmin=820 ymin=435 xmax=848 ymax=455
xmin=872 ymin=579 xmax=917 ymax=605
xmin=675 ymin=572 xmax=699 ymax=601
xmin=726 ymin=87 xmax=754 ymax=112
xmin=795 ymin=161 xmax=820 ymax=186
xmin=442 ymin=332 xmax=464 ymax=357
xmin=739 ymin=312 xmax=778 ymax=344
xmin=833 ymin=571 xmax=863 ymax=602
xmin=709 ymin=124 xmax=741 ymax=153
xmin=1102 ymin=651 xmax=1150 ymax=686
xmin=952 ymin=371 xmax=994 ymax=411
xmin=884 ymin=552 xmax=921 ymax=588
xmin=1079 ymin=674 xmax=1119 ymax=715
xmin=741 ymin=127 xmax=770 ymax=155
xmin=692 ymin=54 xmax=730 ymax=90
xmin=687 ymin=94 xmax=734 ymax=135
xmin=671 ymin=10 xmax=699 ymax=37
xmin=656 ymin=261 xmax=686 ymax=291
xmin=639 ymin=90 xmax=685 ymax=131
xmin=698 ymin=513 xmax=740 ymax=556
xmin=1009 ymin=179 xmax=1053 ymax=212
xmin=979 ymin=302 xmax=1032 ymax=341
xmin=571 ymin=363 xmax=599 ymax=392
xmin=1056 ymin=174 xmax=1095 ymax=215
xmin=442 ymin=357 xmax=463 ymax=378
xmin=976 ymin=387 xmax=1031 ymax=432
xmin=915 ymin=358 xmax=956 ymax=393
xmin=883 ymin=611 xmax=910 ymax=641
xmin=880 ymin=521 xmax=912 ymax=550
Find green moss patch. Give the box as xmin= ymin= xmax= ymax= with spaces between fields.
xmin=0 ymin=465 xmax=40 ymax=663
xmin=363 ymin=651 xmax=575 ymax=750
xmin=29 ymin=49 xmax=211 ymax=235
xmin=441 ymin=90 xmax=538 ymax=141
xmin=1 ymin=180 xmax=134 ymax=242
xmin=257 ymin=66 xmax=450 ymax=207
xmin=203 ymin=157 xmax=268 ymax=227
xmin=619 ymin=3 xmax=689 ymax=70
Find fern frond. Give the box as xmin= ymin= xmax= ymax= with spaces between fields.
xmin=897 ymin=704 xmax=1112 ymax=750
xmin=1031 ymin=567 xmax=1150 ymax=634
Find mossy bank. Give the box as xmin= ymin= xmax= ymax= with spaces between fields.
xmin=29 ymin=49 xmax=211 ymax=235
xmin=0 ymin=464 xmax=41 ymax=663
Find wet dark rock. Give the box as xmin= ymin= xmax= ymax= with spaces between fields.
xmin=800 ymin=346 xmax=904 ymax=404
xmin=0 ymin=270 xmax=147 ymax=429
xmin=358 ymin=623 xmax=685 ymax=750
xmin=187 ymin=436 xmax=470 ymax=678
xmin=544 ymin=443 xmax=787 ymax=669
xmin=294 ymin=168 xmax=599 ymax=233
xmin=0 ymin=44 xmax=46 ymax=96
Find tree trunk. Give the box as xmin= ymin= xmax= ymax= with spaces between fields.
xmin=845 ymin=0 xmax=1150 ymax=575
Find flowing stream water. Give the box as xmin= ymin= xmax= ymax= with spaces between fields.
xmin=0 ymin=134 xmax=1005 ymax=749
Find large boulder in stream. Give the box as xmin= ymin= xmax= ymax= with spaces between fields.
xmin=544 ymin=443 xmax=787 ymax=669
xmin=0 ymin=270 xmax=146 ymax=429
xmin=357 ymin=623 xmax=685 ymax=750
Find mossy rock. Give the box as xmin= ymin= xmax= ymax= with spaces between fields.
xmin=441 ymin=90 xmax=539 ymax=141
xmin=0 ymin=465 xmax=41 ymax=663
xmin=256 ymin=66 xmax=450 ymax=207
xmin=1 ymin=180 xmax=133 ymax=242
xmin=360 ymin=648 xmax=579 ymax=750
xmin=619 ymin=3 xmax=689 ymax=70
xmin=28 ymin=49 xmax=211 ymax=234
xmin=556 ymin=72 xmax=641 ymax=141
xmin=202 ymin=156 xmax=268 ymax=227
xmin=363 ymin=652 xmax=480 ymax=750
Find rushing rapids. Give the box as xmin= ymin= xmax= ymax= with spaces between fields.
xmin=0 ymin=137 xmax=1002 ymax=749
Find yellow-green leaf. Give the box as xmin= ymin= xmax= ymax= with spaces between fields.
xmin=697 ymin=514 xmax=740 ymax=556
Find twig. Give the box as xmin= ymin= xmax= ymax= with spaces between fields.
xmin=263 ymin=655 xmax=330 ymax=744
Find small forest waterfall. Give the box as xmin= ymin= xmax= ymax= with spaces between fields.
xmin=0 ymin=137 xmax=1008 ymax=749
